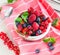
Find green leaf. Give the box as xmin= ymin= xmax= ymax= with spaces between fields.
xmin=49 ymin=37 xmax=56 ymax=43
xmin=15 ymin=17 xmax=22 ymax=23
xmin=52 ymin=19 xmax=58 ymax=26
xmin=21 ymin=11 xmax=29 ymax=22
xmin=43 ymin=38 xmax=50 ymax=42
xmin=7 ymin=0 xmax=14 ymax=3
xmin=43 ymin=37 xmax=56 ymax=43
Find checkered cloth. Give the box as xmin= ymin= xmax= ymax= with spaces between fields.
xmin=1 ymin=0 xmax=60 ymax=55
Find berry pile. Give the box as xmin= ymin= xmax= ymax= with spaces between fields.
xmin=0 ymin=32 xmax=20 ymax=55
xmin=15 ymin=7 xmax=51 ymax=37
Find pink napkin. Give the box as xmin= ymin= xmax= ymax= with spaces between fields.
xmin=1 ymin=0 xmax=60 ymax=55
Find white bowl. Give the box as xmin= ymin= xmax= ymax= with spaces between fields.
xmin=15 ymin=22 xmax=51 ymax=41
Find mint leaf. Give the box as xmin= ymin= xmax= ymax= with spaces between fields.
xmin=43 ymin=38 xmax=50 ymax=42
xmin=15 ymin=17 xmax=22 ymax=23
xmin=7 ymin=0 xmax=14 ymax=3
xmin=49 ymin=37 xmax=56 ymax=43
xmin=52 ymin=19 xmax=58 ymax=26
xmin=21 ymin=11 xmax=29 ymax=22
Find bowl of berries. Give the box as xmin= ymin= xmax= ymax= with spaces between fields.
xmin=15 ymin=7 xmax=51 ymax=41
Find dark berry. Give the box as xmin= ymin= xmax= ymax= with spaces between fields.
xmin=31 ymin=32 xmax=36 ymax=36
xmin=35 ymin=49 xmax=40 ymax=54
xmin=28 ymin=14 xmax=36 ymax=23
xmin=32 ymin=22 xmax=39 ymax=31
xmin=42 ymin=16 xmax=47 ymax=21
xmin=49 ymin=46 xmax=54 ymax=50
xmin=15 ymin=22 xmax=20 ymax=27
xmin=27 ymin=25 xmax=32 ymax=30
xmin=36 ymin=30 xmax=42 ymax=35
xmin=22 ymin=23 xmax=27 ymax=28
xmin=48 ymin=42 xmax=53 ymax=47
xmin=36 ymin=16 xmax=40 ymax=22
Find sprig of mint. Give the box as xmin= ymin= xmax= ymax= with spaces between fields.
xmin=21 ymin=11 xmax=29 ymax=22
xmin=7 ymin=0 xmax=14 ymax=3
xmin=15 ymin=17 xmax=22 ymax=23
xmin=43 ymin=37 xmax=56 ymax=43
xmin=52 ymin=18 xmax=58 ymax=26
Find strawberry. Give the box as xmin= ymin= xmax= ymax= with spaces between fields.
xmin=28 ymin=14 xmax=36 ymax=23
xmin=52 ymin=19 xmax=60 ymax=30
xmin=32 ymin=22 xmax=39 ymax=31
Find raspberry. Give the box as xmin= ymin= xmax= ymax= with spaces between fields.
xmin=28 ymin=30 xmax=32 ymax=35
xmin=34 ymin=10 xmax=40 ymax=16
xmin=22 ymin=28 xmax=28 ymax=34
xmin=28 ymin=14 xmax=36 ymax=23
xmin=28 ymin=7 xmax=34 ymax=14
xmin=17 ymin=24 xmax=23 ymax=31
xmin=39 ymin=26 xmax=44 ymax=30
xmin=32 ymin=22 xmax=39 ymax=31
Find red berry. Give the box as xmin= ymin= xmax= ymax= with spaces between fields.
xmin=17 ymin=24 xmax=23 ymax=31
xmin=39 ymin=26 xmax=44 ymax=30
xmin=32 ymin=22 xmax=39 ymax=31
xmin=28 ymin=30 xmax=32 ymax=35
xmin=47 ymin=18 xmax=51 ymax=23
xmin=22 ymin=28 xmax=28 ymax=34
xmin=27 ymin=25 xmax=32 ymax=30
xmin=28 ymin=7 xmax=34 ymax=14
xmin=28 ymin=14 xmax=36 ymax=23
xmin=34 ymin=10 xmax=40 ymax=16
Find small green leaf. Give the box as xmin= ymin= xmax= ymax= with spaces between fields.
xmin=49 ymin=37 xmax=56 ymax=43
xmin=21 ymin=11 xmax=29 ymax=22
xmin=52 ymin=19 xmax=58 ymax=26
xmin=7 ymin=0 xmax=14 ymax=3
xmin=15 ymin=17 xmax=22 ymax=23
xmin=43 ymin=38 xmax=50 ymax=42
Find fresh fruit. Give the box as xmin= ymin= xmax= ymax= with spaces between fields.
xmin=48 ymin=42 xmax=53 ymax=47
xmin=34 ymin=10 xmax=40 ymax=16
xmin=49 ymin=46 xmax=54 ymax=50
xmin=28 ymin=14 xmax=36 ymax=23
xmin=35 ymin=49 xmax=40 ymax=53
xmin=17 ymin=24 xmax=23 ymax=32
xmin=31 ymin=32 xmax=36 ymax=36
xmin=22 ymin=28 xmax=28 ymax=34
xmin=22 ymin=23 xmax=27 ymax=28
xmin=36 ymin=30 xmax=42 ymax=35
xmin=52 ymin=19 xmax=60 ymax=30
xmin=27 ymin=25 xmax=32 ymax=30
xmin=28 ymin=30 xmax=32 ymax=35
xmin=21 ymin=11 xmax=29 ymax=22
xmin=36 ymin=16 xmax=41 ymax=24
xmin=32 ymin=22 xmax=39 ymax=31
xmin=28 ymin=7 xmax=34 ymax=14
xmin=42 ymin=16 xmax=47 ymax=21
xmin=15 ymin=7 xmax=50 ymax=36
